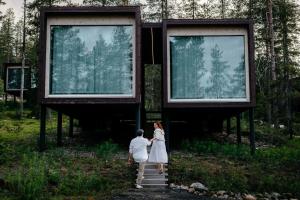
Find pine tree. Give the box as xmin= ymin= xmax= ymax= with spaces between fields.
xmin=207 ymin=44 xmax=230 ymax=99
xmin=0 ymin=0 xmax=6 ymax=21
xmin=231 ymin=55 xmax=246 ymax=98
xmin=0 ymin=9 xmax=15 ymax=64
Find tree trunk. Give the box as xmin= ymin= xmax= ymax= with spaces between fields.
xmin=281 ymin=0 xmax=293 ymax=138
xmin=267 ymin=0 xmax=276 ymax=81
xmin=19 ymin=0 xmax=26 ymax=119
xmin=221 ymin=0 xmax=225 ymax=18
xmin=267 ymin=0 xmax=278 ymax=127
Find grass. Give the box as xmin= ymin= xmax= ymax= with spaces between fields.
xmin=170 ymin=138 xmax=300 ymax=196
xmin=1 ymin=102 xmax=300 ymax=198
xmin=0 ymin=102 xmax=135 ymax=200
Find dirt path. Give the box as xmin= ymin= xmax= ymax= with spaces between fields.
xmin=112 ymin=188 xmax=213 ymax=200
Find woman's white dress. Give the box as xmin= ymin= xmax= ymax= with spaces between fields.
xmin=148 ymin=128 xmax=168 ymax=163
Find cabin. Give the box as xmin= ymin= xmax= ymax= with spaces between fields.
xmin=38 ymin=6 xmax=255 ymax=153
xmin=38 ymin=6 xmax=142 ymax=149
xmin=3 ymin=63 xmax=31 ymax=97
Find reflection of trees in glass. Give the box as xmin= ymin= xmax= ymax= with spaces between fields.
xmin=7 ymin=68 xmax=30 ymax=90
xmin=171 ymin=36 xmax=205 ymax=98
xmin=170 ymin=36 xmax=246 ymax=100
xmin=50 ymin=25 xmax=133 ymax=95
xmin=230 ymin=55 xmax=246 ymax=98
xmin=51 ymin=26 xmax=83 ymax=94
xmin=206 ymin=44 xmax=230 ymax=98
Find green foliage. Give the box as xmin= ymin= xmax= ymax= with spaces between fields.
xmin=6 ymin=153 xmax=48 ymax=200
xmin=95 ymin=139 xmax=120 ymax=161
xmin=175 ymin=139 xmax=300 ymax=195
xmin=181 ymin=140 xmax=252 ymax=160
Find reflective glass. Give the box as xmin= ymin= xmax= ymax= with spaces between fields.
xmin=170 ymin=36 xmax=246 ymax=99
xmin=7 ymin=68 xmax=30 ymax=90
xmin=50 ymin=25 xmax=133 ymax=95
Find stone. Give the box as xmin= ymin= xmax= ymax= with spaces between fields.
xmin=188 ymin=188 xmax=195 ymax=193
xmin=256 ymin=193 xmax=263 ymax=198
xmin=169 ymin=183 xmax=176 ymax=188
xmin=271 ymin=192 xmax=280 ymax=198
xmin=243 ymin=194 xmax=256 ymax=200
xmin=190 ymin=182 xmax=208 ymax=191
xmin=282 ymin=193 xmax=293 ymax=198
xmin=217 ymin=190 xmax=227 ymax=196
xmin=180 ymin=185 xmax=189 ymax=191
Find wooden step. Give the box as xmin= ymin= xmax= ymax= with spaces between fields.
xmin=138 ymin=174 xmax=168 ymax=177
xmin=137 ymin=168 xmax=168 ymax=172
xmin=140 ymin=183 xmax=168 ymax=187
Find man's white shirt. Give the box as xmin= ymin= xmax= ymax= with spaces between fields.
xmin=129 ymin=136 xmax=151 ymax=162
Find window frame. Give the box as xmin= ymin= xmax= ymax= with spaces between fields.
xmin=167 ymin=28 xmax=250 ymax=103
xmin=162 ymin=19 xmax=256 ymax=108
xmin=45 ymin=16 xmax=136 ymax=98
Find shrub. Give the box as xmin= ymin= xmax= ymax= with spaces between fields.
xmin=95 ymin=139 xmax=120 ymax=161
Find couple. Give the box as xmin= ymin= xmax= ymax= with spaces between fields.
xmin=128 ymin=121 xmax=168 ymax=189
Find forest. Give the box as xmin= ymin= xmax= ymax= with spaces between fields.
xmin=0 ymin=0 xmax=300 ymax=199
xmin=0 ymin=0 xmax=299 ymax=126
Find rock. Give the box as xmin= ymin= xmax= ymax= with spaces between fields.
xmin=243 ymin=194 xmax=256 ymax=200
xmin=282 ymin=193 xmax=293 ymax=198
xmin=256 ymin=193 xmax=263 ymax=198
xmin=169 ymin=183 xmax=176 ymax=188
xmin=190 ymin=182 xmax=208 ymax=191
xmin=264 ymin=193 xmax=271 ymax=199
xmin=212 ymin=194 xmax=218 ymax=198
xmin=188 ymin=188 xmax=195 ymax=193
xmin=180 ymin=185 xmax=189 ymax=191
xmin=217 ymin=190 xmax=227 ymax=196
xmin=271 ymin=192 xmax=280 ymax=199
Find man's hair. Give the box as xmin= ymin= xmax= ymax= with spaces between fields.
xmin=136 ymin=129 xmax=144 ymax=136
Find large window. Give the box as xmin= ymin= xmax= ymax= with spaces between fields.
xmin=49 ymin=25 xmax=133 ymax=95
xmin=168 ymin=28 xmax=249 ymax=102
xmin=6 ymin=67 xmax=30 ymax=90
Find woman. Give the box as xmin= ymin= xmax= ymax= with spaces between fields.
xmin=148 ymin=121 xmax=168 ymax=174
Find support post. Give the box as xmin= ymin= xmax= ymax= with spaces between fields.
xmin=69 ymin=116 xmax=73 ymax=137
xmin=165 ymin=114 xmax=170 ymax=154
xmin=236 ymin=114 xmax=241 ymax=144
xmin=227 ymin=117 xmax=231 ymax=135
xmin=39 ymin=105 xmax=46 ymax=151
xmin=57 ymin=112 xmax=62 ymax=146
xmin=249 ymin=108 xmax=255 ymax=155
xmin=135 ymin=104 xmax=141 ymax=134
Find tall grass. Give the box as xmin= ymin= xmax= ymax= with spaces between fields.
xmin=6 ymin=153 xmax=48 ymax=200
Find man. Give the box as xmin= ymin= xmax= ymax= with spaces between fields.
xmin=128 ymin=129 xmax=151 ymax=189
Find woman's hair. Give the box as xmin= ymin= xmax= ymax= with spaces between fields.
xmin=155 ymin=121 xmax=164 ymax=130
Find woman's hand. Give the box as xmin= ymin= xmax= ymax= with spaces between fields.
xmin=127 ymin=158 xmax=133 ymax=166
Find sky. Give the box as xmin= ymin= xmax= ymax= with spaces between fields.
xmin=0 ymin=0 xmax=83 ymax=21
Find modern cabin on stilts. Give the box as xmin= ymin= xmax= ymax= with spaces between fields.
xmin=38 ymin=6 xmax=256 ymax=155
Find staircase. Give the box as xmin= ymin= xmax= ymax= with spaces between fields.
xmin=136 ymin=147 xmax=168 ymax=188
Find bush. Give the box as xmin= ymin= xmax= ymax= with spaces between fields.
xmin=95 ymin=139 xmax=120 ymax=161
